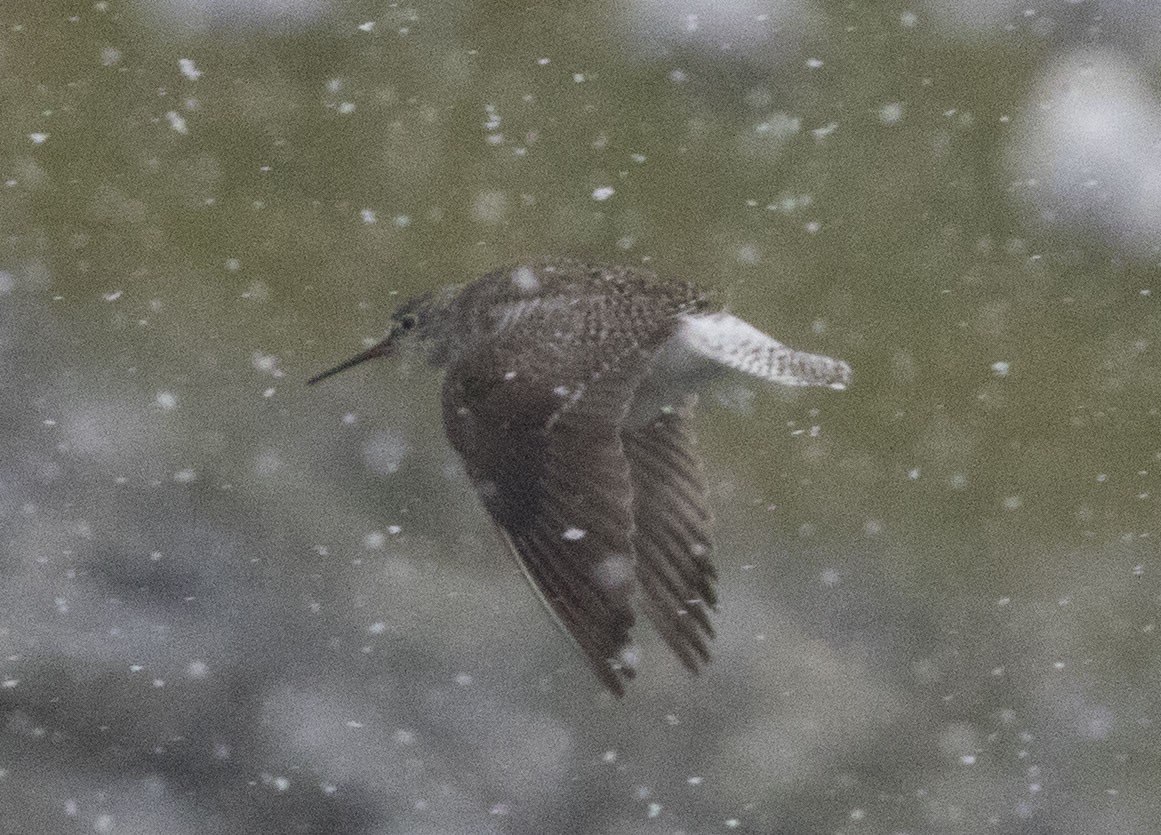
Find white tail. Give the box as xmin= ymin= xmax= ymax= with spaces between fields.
xmin=678 ymin=312 xmax=852 ymax=390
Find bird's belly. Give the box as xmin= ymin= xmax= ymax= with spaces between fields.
xmin=625 ymin=332 xmax=725 ymax=429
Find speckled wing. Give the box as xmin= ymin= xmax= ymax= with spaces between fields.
xmin=623 ymin=396 xmax=717 ymax=673
xmin=440 ymin=333 xmax=652 ymax=696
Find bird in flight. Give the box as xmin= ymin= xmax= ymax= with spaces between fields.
xmin=309 ymin=259 xmax=851 ymax=695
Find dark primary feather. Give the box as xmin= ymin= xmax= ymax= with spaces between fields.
xmin=624 ymin=397 xmax=717 ymax=673
xmin=437 ymin=261 xmax=720 ymax=694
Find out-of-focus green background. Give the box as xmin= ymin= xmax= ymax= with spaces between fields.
xmin=2 ymin=1 xmax=1159 ymax=833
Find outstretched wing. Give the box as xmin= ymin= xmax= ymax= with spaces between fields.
xmin=623 ymin=396 xmax=717 ymax=673
xmin=441 ymin=341 xmax=649 ymax=696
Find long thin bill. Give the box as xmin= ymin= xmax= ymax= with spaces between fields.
xmin=307 ymin=338 xmax=393 ymax=385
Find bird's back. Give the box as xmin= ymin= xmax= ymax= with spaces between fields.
xmin=435 ymin=259 xmax=717 ymax=371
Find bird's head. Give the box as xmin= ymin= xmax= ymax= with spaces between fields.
xmin=307 ymin=291 xmax=444 ymax=385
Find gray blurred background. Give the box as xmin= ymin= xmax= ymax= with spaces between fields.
xmin=1 ymin=1 xmax=1159 ymax=833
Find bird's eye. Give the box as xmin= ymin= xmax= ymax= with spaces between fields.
xmin=399 ymin=314 xmax=417 ymax=331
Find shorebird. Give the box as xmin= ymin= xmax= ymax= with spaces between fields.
xmin=309 ymin=259 xmax=851 ymax=695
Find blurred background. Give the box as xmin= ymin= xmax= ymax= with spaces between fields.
xmin=1 ymin=1 xmax=1159 ymax=833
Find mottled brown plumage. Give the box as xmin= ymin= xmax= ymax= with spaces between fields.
xmin=309 ymin=258 xmax=849 ymax=695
